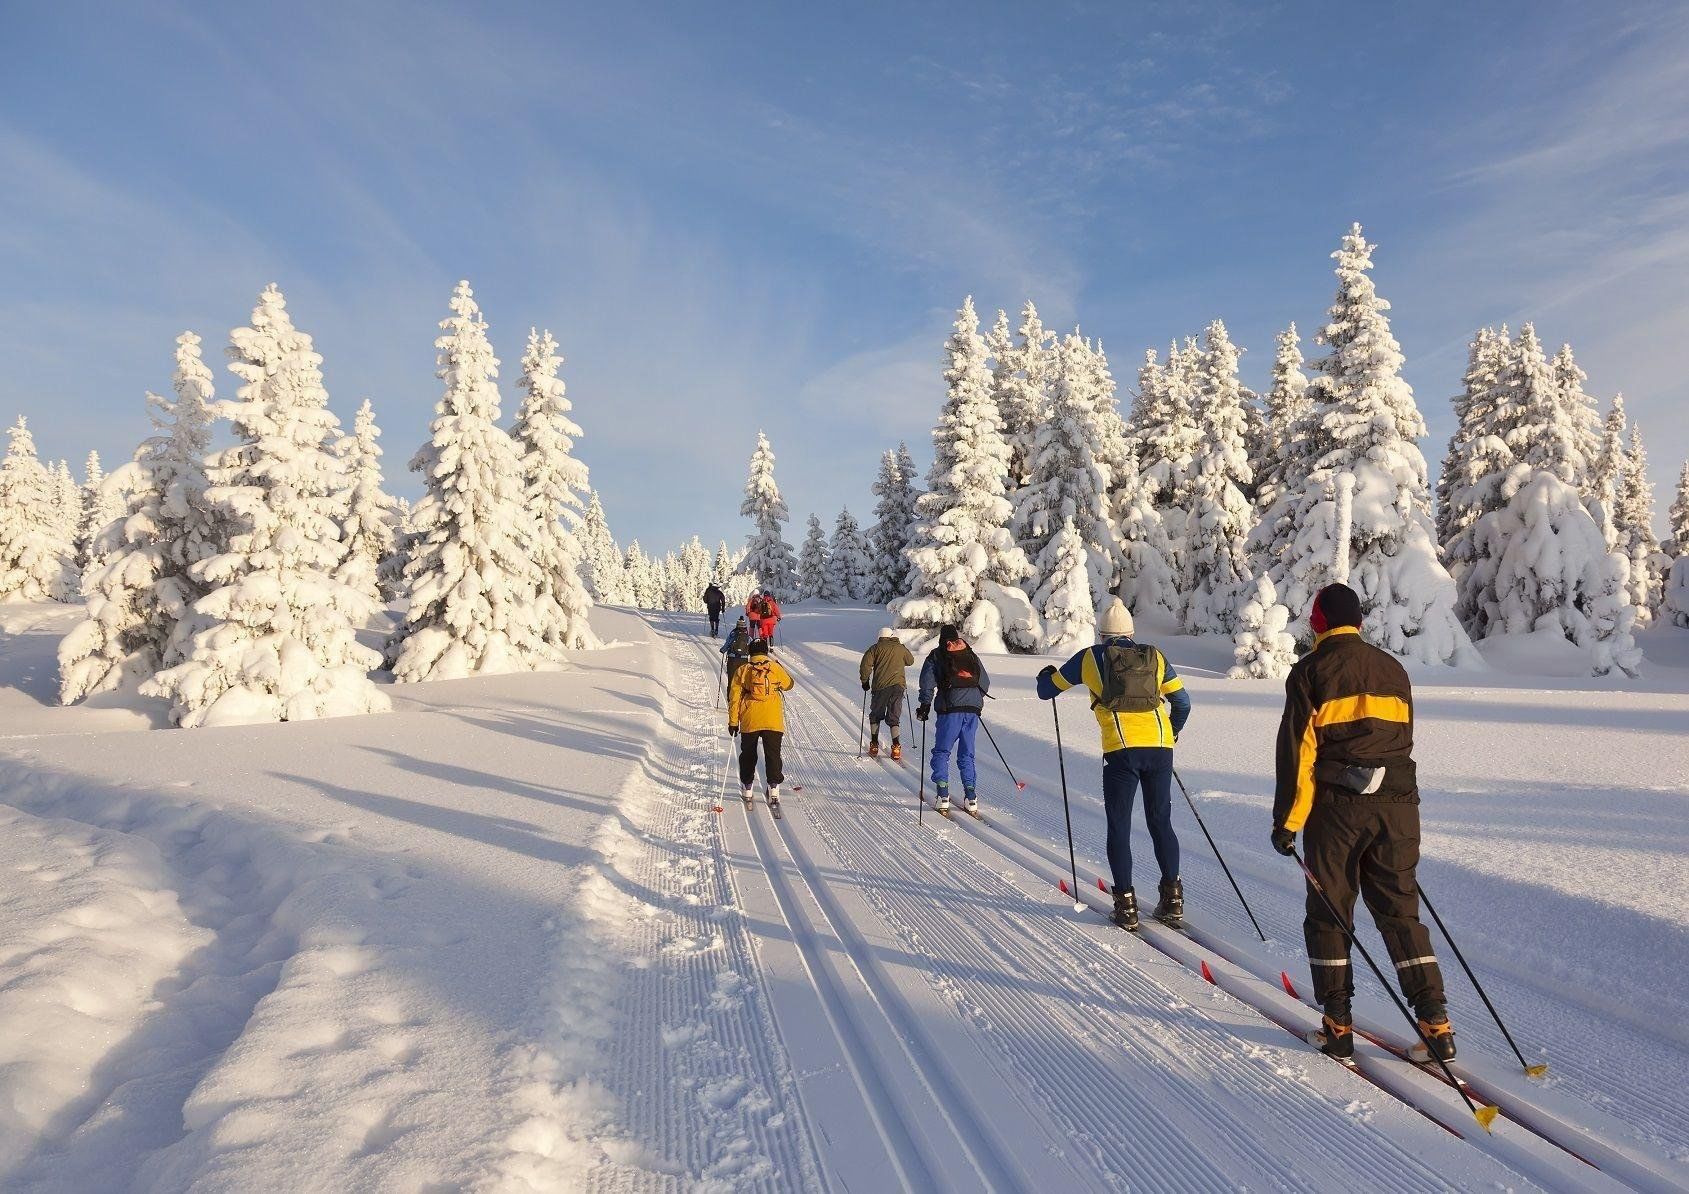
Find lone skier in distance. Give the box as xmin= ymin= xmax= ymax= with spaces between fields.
xmin=720 ymin=616 xmax=753 ymax=683
xmin=1271 ymin=583 xmax=1455 ymax=1064
xmin=1038 ymin=598 xmax=1190 ymax=931
xmin=703 ymin=581 xmax=726 ymax=636
xmin=728 ymin=640 xmax=795 ymax=809
xmin=916 ymin=625 xmax=989 ymax=815
xmin=859 ymin=627 xmax=914 ymax=759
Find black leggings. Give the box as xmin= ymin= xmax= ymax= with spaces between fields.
xmin=739 ymin=730 xmax=784 ymax=787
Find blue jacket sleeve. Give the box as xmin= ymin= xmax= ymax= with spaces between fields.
xmin=1037 ymin=649 xmax=1090 ymax=699
xmin=977 ymin=659 xmax=990 ymax=697
xmin=1167 ymin=686 xmax=1192 ymax=738
xmin=918 ymin=652 xmax=937 ymax=708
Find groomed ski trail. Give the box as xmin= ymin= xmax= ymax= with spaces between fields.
xmin=661 ymin=613 xmax=1543 ymax=1192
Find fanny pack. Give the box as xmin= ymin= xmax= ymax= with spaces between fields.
xmin=1315 ymin=758 xmax=1416 ymax=798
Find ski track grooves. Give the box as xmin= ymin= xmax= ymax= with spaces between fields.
xmin=761 ymin=637 xmax=1483 ymax=1193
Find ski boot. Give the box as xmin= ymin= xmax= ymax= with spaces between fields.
xmin=868 ymin=737 xmax=880 ymax=758
xmin=1314 ymin=1000 xmax=1354 ymax=1060
xmin=766 ymin=784 xmax=781 ymax=810
xmin=741 ymin=786 xmax=754 ymax=805
xmin=1111 ymin=888 xmax=1140 ymax=932
xmin=935 ymin=785 xmax=951 ymax=815
xmin=1152 ymin=878 xmax=1184 ymax=927
xmin=1409 ymin=1007 xmax=1456 ymax=1063
xmin=889 ymin=740 xmax=902 ymax=761
xmin=963 ymin=787 xmax=980 ymax=816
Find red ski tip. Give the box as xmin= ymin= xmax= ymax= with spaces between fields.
xmin=1280 ymin=971 xmax=1300 ymax=999
xmin=1015 ymin=782 xmax=1027 ymax=791
xmin=1200 ymin=960 xmax=1216 ymax=985
xmin=1058 ymin=880 xmax=1071 ymax=896
xmin=712 ymin=805 xmax=724 ymax=814
xmin=1096 ymin=877 xmax=1108 ymax=892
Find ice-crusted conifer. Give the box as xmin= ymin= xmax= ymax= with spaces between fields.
xmin=796 ymin=513 xmax=829 ymax=600
xmin=894 ymin=298 xmax=1039 ymax=652
xmin=992 ymin=302 xmax=1055 ymax=491
xmin=1228 ymin=574 xmax=1298 ymax=680
xmin=738 ymin=431 xmax=798 ymax=601
xmin=1112 ymin=441 xmax=1180 ymax=618
xmin=388 ymin=281 xmax=548 ymax=681
xmin=824 ymin=508 xmax=872 ymax=602
xmin=1668 ymin=461 xmax=1689 ymax=559
xmin=1617 ymin=424 xmax=1662 ymax=621
xmin=335 ymin=399 xmax=399 ymax=605
xmin=1031 ymin=519 xmax=1095 ymax=655
xmin=144 ymin=287 xmax=387 ymax=726
xmin=1182 ymin=320 xmax=1255 ymax=633
xmin=1 ymin=419 xmax=75 ymax=603
xmin=1254 ymin=324 xmax=1312 ymax=514
xmin=576 ymin=490 xmax=628 ymax=604
xmin=868 ymin=443 xmax=920 ymax=604
xmin=513 ymin=328 xmax=597 ymax=652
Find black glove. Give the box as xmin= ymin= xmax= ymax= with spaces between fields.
xmin=1271 ymin=828 xmax=1295 ymax=856
xmin=728 ymin=727 xmax=739 ymax=739
xmin=916 ymin=704 xmax=930 ymax=722
xmin=1038 ymin=665 xmax=1057 ymax=685
xmin=862 ymin=680 xmax=870 ymax=692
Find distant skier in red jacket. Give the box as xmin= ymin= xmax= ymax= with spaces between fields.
xmin=746 ymin=591 xmax=782 ymax=643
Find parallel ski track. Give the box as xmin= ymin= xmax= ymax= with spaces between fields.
xmin=767 ymin=640 xmax=1491 ymax=1193
xmin=780 ymin=638 xmax=1686 ymax=1192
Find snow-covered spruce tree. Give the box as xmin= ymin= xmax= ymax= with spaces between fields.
xmin=0 ymin=418 xmax=75 ymax=603
xmin=1016 ymin=332 xmax=1121 ymax=604
xmin=1182 ymin=320 xmax=1255 ymax=634
xmin=712 ymin=540 xmax=734 ymax=586
xmin=1253 ymin=324 xmax=1312 ymax=513
xmin=387 ymin=281 xmax=547 ymax=681
xmin=824 ymin=507 xmax=872 ymax=602
xmin=1112 ymin=440 xmax=1181 ymax=618
xmin=1588 ymin=395 xmax=1629 ymax=549
xmin=895 ymin=297 xmax=1039 ymax=652
xmin=1131 ymin=343 xmax=1203 ymax=516
xmin=738 ymin=431 xmax=798 ymax=601
xmin=1551 ymin=343 xmax=1602 ymax=498
xmin=1436 ymin=326 xmax=1512 ymax=573
xmin=1668 ymin=461 xmax=1689 ymax=559
xmin=1268 ymin=225 xmax=1475 ymax=664
xmin=76 ymin=451 xmax=126 ymax=570
xmin=868 ymin=443 xmax=920 ymax=604
xmin=1617 ymin=424 xmax=1662 ymax=622
xmin=144 ymin=288 xmax=388 ymax=726
xmin=991 ymin=301 xmax=1055 ymax=492
xmin=59 ymin=331 xmax=219 ymax=702
xmin=512 ymin=328 xmax=597 ymax=652
xmin=50 ymin=460 xmax=81 ymax=560
xmin=335 ymin=399 xmax=399 ymax=605
xmin=1031 ymin=519 xmax=1095 ymax=654
xmin=1501 ymin=325 xmax=1582 ymax=485
xmin=1667 ymin=556 xmax=1689 ymax=629
xmin=1228 ymin=574 xmax=1298 ymax=679
xmin=576 ymin=490 xmax=628 ymax=604
xmin=796 ymin=513 xmax=829 ymax=600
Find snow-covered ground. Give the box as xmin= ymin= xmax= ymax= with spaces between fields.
xmin=2 ymin=601 xmax=1686 ymax=1191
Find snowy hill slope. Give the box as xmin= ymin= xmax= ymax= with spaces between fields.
xmin=1 ymin=603 xmax=1685 ymax=1190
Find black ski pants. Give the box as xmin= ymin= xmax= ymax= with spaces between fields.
xmin=738 ymin=730 xmax=784 ymax=788
xmin=1303 ymin=797 xmax=1445 ymax=1016
xmin=708 ymin=608 xmax=723 ymax=634
xmin=868 ymin=685 xmax=905 ymax=738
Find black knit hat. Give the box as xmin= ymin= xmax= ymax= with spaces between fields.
xmin=749 ymin=639 xmax=769 ymax=657
xmin=939 ymin=624 xmax=960 ymax=645
xmin=1312 ymin=583 xmax=1363 ymax=632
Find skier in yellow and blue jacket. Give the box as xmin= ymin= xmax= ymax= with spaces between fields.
xmin=1037 ymin=598 xmax=1191 ymax=931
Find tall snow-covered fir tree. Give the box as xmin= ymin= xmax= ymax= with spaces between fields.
xmin=577 ymin=490 xmax=629 ymax=604
xmin=335 ymin=399 xmax=399 ymax=604
xmin=1666 ymin=460 xmax=1689 ymax=628
xmin=1228 ymin=574 xmax=1298 ymax=680
xmin=738 ymin=431 xmax=798 ymax=600
xmin=1031 ymin=519 xmax=1095 ymax=654
xmin=894 ymin=297 xmax=1039 ymax=652
xmin=76 ymin=451 xmax=126 ymax=570
xmin=1253 ymin=324 xmax=1312 ymax=514
xmin=624 ymin=541 xmax=659 ymax=609
xmin=796 ymin=513 xmax=829 ymax=600
xmin=1267 ymin=226 xmax=1474 ymax=665
xmin=1437 ymin=326 xmax=1512 ymax=582
xmin=512 ymin=327 xmax=597 ymax=652
xmin=0 ymin=418 xmax=76 ymax=603
xmin=387 ymin=281 xmax=548 ymax=682
xmin=1589 ymin=395 xmax=1630 ymax=549
xmin=59 ymin=331 xmax=219 ymax=703
xmin=1016 ymin=332 xmax=1121 ymax=604
xmin=1182 ymin=320 xmax=1255 ymax=634
xmin=1551 ymin=342 xmax=1602 ymax=498
xmin=1617 ymin=423 xmax=1662 ymax=622
xmin=50 ymin=460 xmax=81 ymax=564
xmin=144 ymin=286 xmax=388 ymax=726
xmin=991 ymin=301 xmax=1055 ymax=493
xmin=1668 ymin=461 xmax=1689 ymax=559
xmin=824 ymin=508 xmax=872 ymax=602
xmin=868 ymin=443 xmax=920 ymax=604
xmin=1130 ymin=343 xmax=1203 ymax=518
xmin=1112 ymin=440 xmax=1180 ymax=618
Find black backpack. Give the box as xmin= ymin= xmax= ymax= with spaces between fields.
xmin=937 ymin=644 xmax=982 ymax=693
xmin=1094 ymin=643 xmax=1163 ymax=713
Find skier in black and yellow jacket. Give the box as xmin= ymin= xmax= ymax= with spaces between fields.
xmin=1271 ymin=583 xmax=1454 ymax=1063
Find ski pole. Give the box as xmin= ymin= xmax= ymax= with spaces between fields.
xmin=1052 ymin=701 xmax=1082 ymax=912
xmin=978 ymin=719 xmax=1027 ymax=791
xmin=1171 ymin=769 xmax=1266 ymax=943
xmin=1292 ymin=848 xmax=1498 ymax=1131
xmin=1418 ymin=883 xmax=1547 ymax=1077
xmin=857 ymin=688 xmax=869 ymax=758
xmin=917 ymin=713 xmax=927 ymax=826
xmin=716 ymin=654 xmax=725 ymax=710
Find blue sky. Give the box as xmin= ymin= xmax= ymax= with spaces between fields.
xmin=3 ymin=0 xmax=1686 ymax=549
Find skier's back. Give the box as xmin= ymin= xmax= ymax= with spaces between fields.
xmin=1038 ymin=598 xmax=1191 ymax=930
xmin=728 ymin=641 xmax=795 ymax=808
xmin=703 ymin=582 xmax=726 ymax=635
xmin=1270 ymin=583 xmax=1454 ymax=1063
xmin=916 ymin=625 xmax=989 ymax=815
xmin=859 ymin=628 xmax=915 ymax=759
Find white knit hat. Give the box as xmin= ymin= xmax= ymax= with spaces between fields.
xmin=879 ymin=627 xmax=898 ymax=639
xmin=1098 ymin=598 xmax=1135 ymax=638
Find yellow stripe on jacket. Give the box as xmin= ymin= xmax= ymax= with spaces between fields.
xmin=1283 ymin=693 xmax=1412 ymax=832
xmin=729 ymin=657 xmax=794 ymax=734
xmin=1046 ymin=646 xmax=1185 ymax=752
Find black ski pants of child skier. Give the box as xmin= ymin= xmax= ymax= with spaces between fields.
xmin=738 ymin=730 xmax=784 ymax=788
xmin=1303 ymin=798 xmax=1445 ymax=1015
xmin=868 ymin=686 xmax=904 ymax=741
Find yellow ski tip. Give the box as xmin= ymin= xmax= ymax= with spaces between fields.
xmin=1474 ymin=1104 xmax=1500 ymax=1132
xmin=1525 ymin=1063 xmax=1549 ymax=1078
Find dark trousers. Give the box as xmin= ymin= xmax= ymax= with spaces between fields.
xmin=708 ymin=609 xmax=722 ymax=634
xmin=1303 ymin=798 xmax=1445 ymax=1015
xmin=739 ymin=730 xmax=784 ymax=788
xmin=868 ymin=686 xmax=904 ymax=738
xmin=1102 ymin=748 xmax=1179 ymax=892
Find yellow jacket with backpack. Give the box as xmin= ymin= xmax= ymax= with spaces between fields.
xmin=729 ymin=653 xmax=794 ymax=734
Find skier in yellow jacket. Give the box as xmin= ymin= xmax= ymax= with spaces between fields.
xmin=728 ymin=640 xmax=795 ymax=808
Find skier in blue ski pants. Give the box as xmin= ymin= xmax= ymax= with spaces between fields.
xmin=916 ymin=624 xmax=990 ymax=812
